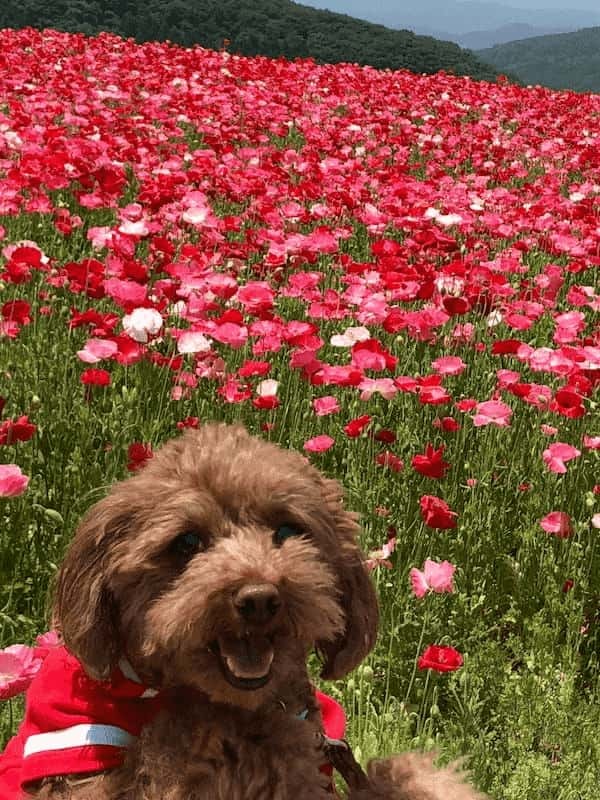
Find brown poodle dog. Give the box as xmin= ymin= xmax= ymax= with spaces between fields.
xmin=19 ymin=424 xmax=486 ymax=799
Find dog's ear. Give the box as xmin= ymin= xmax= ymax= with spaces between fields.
xmin=317 ymin=479 xmax=379 ymax=680
xmin=53 ymin=493 xmax=132 ymax=680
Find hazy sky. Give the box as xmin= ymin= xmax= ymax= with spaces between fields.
xmin=301 ymin=0 xmax=600 ymax=10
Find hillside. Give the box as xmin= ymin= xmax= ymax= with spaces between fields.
xmin=479 ymin=26 xmax=600 ymax=92
xmin=0 ymin=0 xmax=501 ymax=81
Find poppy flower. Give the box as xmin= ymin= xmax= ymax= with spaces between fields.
xmin=540 ymin=511 xmax=573 ymax=538
xmin=431 ymin=356 xmax=466 ymax=376
xmin=1 ymin=300 xmax=31 ymax=325
xmin=0 ymin=415 xmax=36 ymax=445
xmin=122 ymin=307 xmax=163 ymax=343
xmin=375 ymin=452 xmax=404 ymax=472
xmin=366 ymin=537 xmax=396 ymax=571
xmin=472 ymin=400 xmax=512 ymax=428
xmin=0 ymin=464 xmax=29 ymax=497
xmin=77 ymin=338 xmax=119 ymax=363
xmin=344 ymin=415 xmax=372 ymax=438
xmin=303 ymin=435 xmax=335 ymax=453
xmin=433 ymin=416 xmax=461 ymax=432
xmin=80 ymin=368 xmax=111 ymax=386
xmin=127 ymin=442 xmax=153 ymax=472
xmin=417 ymin=644 xmax=463 ymax=673
xmin=410 ymin=559 xmax=455 ymax=598
xmin=420 ymin=495 xmax=458 ymax=529
xmin=412 ymin=444 xmax=450 ymax=479
xmin=542 ymin=442 xmax=581 ymax=474
xmin=312 ymin=396 xmax=340 ymax=416
xmin=0 ymin=644 xmax=43 ymax=699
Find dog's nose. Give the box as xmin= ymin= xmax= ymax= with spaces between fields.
xmin=234 ymin=584 xmax=281 ymax=625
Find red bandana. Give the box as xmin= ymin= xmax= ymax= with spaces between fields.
xmin=0 ymin=646 xmax=345 ymax=799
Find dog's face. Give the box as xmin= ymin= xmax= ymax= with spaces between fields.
xmin=54 ymin=425 xmax=378 ymax=708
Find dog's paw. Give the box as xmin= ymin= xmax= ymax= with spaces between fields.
xmin=364 ymin=751 xmax=488 ymax=800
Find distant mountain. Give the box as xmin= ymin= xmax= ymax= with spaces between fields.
xmin=303 ymin=0 xmax=600 ymax=37
xmin=454 ymin=23 xmax=572 ymax=50
xmin=0 ymin=0 xmax=503 ymax=83
xmin=478 ymin=25 xmax=600 ymax=92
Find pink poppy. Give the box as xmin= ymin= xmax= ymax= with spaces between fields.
xmin=472 ymin=400 xmax=512 ymax=427
xmin=431 ymin=356 xmax=466 ymax=376
xmin=540 ymin=424 xmax=558 ymax=436
xmin=410 ymin=559 xmax=456 ymax=598
xmin=312 ymin=396 xmax=340 ymax=416
xmin=303 ymin=435 xmax=335 ymax=453
xmin=358 ymin=378 xmax=398 ymax=401
xmin=0 ymin=644 xmax=43 ymax=699
xmin=366 ymin=537 xmax=396 ymax=571
xmin=0 ymin=464 xmax=29 ymax=497
xmin=540 ymin=512 xmax=573 ymax=538
xmin=34 ymin=630 xmax=60 ymax=659
xmin=542 ymin=442 xmax=581 ymax=474
xmin=76 ymin=338 xmax=119 ymax=363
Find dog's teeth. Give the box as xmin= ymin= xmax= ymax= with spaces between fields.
xmin=225 ymin=650 xmax=274 ymax=680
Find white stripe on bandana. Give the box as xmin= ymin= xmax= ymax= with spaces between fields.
xmin=23 ymin=724 xmax=134 ymax=757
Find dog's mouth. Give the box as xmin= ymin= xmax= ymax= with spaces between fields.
xmin=214 ymin=634 xmax=274 ymax=690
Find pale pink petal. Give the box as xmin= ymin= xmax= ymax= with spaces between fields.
xmin=472 ymin=400 xmax=512 ymax=427
xmin=312 ymin=396 xmax=340 ymax=416
xmin=423 ymin=559 xmax=456 ymax=593
xmin=76 ymin=338 xmax=119 ymax=363
xmin=0 ymin=464 xmax=29 ymax=497
xmin=409 ymin=568 xmax=430 ymax=599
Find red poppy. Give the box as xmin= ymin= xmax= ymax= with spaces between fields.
xmin=375 ymin=452 xmax=404 ymax=472
xmin=412 ymin=444 xmax=450 ymax=479
xmin=80 ymin=369 xmax=111 ymax=386
xmin=238 ymin=360 xmax=271 ymax=378
xmin=252 ymin=395 xmax=280 ymax=410
xmin=176 ymin=417 xmax=200 ymax=430
xmin=373 ymin=428 xmax=396 ymax=444
xmin=419 ymin=495 xmax=458 ymax=529
xmin=1 ymin=300 xmax=31 ymax=326
xmin=550 ymin=387 xmax=585 ymax=419
xmin=418 ymin=645 xmax=463 ymax=673
xmin=0 ymin=415 xmax=37 ymax=446
xmin=344 ymin=415 xmax=372 ymax=438
xmin=127 ymin=442 xmax=153 ymax=472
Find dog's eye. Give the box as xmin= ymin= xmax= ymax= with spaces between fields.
xmin=170 ymin=530 xmax=205 ymax=560
xmin=274 ymin=524 xmax=303 ymax=546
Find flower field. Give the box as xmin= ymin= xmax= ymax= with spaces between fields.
xmin=0 ymin=26 xmax=599 ymax=798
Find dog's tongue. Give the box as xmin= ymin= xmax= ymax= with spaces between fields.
xmin=218 ymin=635 xmax=274 ymax=679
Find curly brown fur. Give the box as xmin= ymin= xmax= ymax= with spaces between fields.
xmin=29 ymin=424 xmax=485 ymax=800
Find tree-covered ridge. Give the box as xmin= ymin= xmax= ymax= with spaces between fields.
xmin=0 ymin=0 xmax=501 ymax=82
xmin=478 ymin=26 xmax=600 ymax=93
